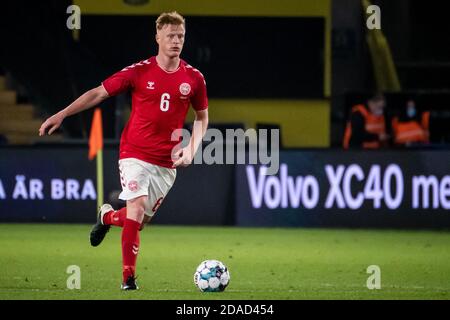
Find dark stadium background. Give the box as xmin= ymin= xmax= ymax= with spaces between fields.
xmin=1 ymin=0 xmax=450 ymax=227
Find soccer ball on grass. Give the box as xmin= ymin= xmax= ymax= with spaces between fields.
xmin=193 ymin=260 xmax=230 ymax=292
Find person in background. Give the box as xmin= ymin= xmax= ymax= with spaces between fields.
xmin=391 ymin=98 xmax=430 ymax=147
xmin=343 ymin=93 xmax=389 ymax=149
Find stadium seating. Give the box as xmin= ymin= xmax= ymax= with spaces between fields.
xmin=0 ymin=75 xmax=62 ymax=145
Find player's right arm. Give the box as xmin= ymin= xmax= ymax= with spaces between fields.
xmin=39 ymin=60 xmax=138 ymax=136
xmin=38 ymin=85 xmax=109 ymax=136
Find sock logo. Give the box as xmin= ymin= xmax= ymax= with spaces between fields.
xmin=132 ymin=245 xmax=139 ymax=255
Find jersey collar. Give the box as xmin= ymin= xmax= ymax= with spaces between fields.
xmin=152 ymin=56 xmax=184 ymax=74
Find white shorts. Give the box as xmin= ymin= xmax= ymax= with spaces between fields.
xmin=118 ymin=158 xmax=177 ymax=217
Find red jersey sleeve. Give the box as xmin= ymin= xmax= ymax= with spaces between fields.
xmin=191 ymin=72 xmax=208 ymax=111
xmin=102 ymin=64 xmax=137 ymax=96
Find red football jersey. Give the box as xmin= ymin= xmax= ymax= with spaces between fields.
xmin=102 ymin=56 xmax=208 ymax=168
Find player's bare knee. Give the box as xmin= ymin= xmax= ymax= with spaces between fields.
xmin=126 ymin=196 xmax=148 ymax=223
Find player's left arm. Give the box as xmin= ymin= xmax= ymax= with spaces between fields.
xmin=190 ymin=108 xmax=209 ymax=152
xmin=173 ymin=70 xmax=209 ymax=168
xmin=173 ymin=108 xmax=208 ymax=168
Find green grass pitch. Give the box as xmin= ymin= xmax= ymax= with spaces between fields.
xmin=0 ymin=224 xmax=449 ymax=300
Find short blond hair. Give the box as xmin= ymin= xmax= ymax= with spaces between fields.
xmin=156 ymin=11 xmax=185 ymax=30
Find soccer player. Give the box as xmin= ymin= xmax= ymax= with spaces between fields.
xmin=38 ymin=12 xmax=209 ymax=290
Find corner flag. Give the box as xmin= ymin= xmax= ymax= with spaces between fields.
xmin=89 ymin=108 xmax=103 ymax=160
xmin=88 ymin=108 xmax=104 ymax=209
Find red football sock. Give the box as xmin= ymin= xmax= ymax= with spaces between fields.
xmin=103 ymin=207 xmax=127 ymax=227
xmin=122 ymin=218 xmax=141 ymax=282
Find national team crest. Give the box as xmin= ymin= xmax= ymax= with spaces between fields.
xmin=128 ymin=180 xmax=138 ymax=192
xmin=179 ymin=83 xmax=191 ymax=95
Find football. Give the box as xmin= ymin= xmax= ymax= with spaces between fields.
xmin=193 ymin=260 xmax=230 ymax=292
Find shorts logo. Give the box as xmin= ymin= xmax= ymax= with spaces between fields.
xmin=128 ymin=180 xmax=138 ymax=192
xmin=179 ymin=83 xmax=191 ymax=95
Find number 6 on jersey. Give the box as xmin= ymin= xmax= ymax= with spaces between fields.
xmin=160 ymin=93 xmax=170 ymax=112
